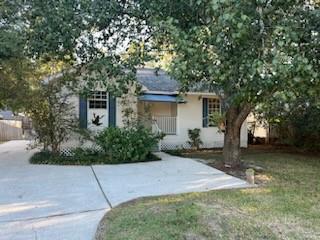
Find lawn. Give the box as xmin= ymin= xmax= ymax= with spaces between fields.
xmin=97 ymin=149 xmax=320 ymax=240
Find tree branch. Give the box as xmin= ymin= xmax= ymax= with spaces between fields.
xmin=235 ymin=103 xmax=252 ymax=128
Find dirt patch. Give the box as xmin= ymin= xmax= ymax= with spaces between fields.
xmin=201 ymin=160 xmax=268 ymax=185
xmin=208 ymin=161 xmax=247 ymax=179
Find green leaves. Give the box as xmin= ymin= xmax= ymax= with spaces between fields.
xmin=187 ymin=128 xmax=203 ymax=149
xmin=140 ymin=0 xmax=319 ymax=110
xmin=95 ymin=125 xmax=160 ymax=163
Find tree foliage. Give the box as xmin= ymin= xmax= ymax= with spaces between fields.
xmin=25 ymin=0 xmax=148 ymax=95
xmin=95 ymin=124 xmax=161 ymax=163
xmin=1 ymin=0 xmax=147 ymax=152
xmin=0 ymin=0 xmax=35 ymax=109
xmin=257 ymin=90 xmax=320 ymax=150
xmin=1 ymin=0 xmax=148 ymax=110
xmin=27 ymin=78 xmax=78 ymax=153
xmin=1 ymin=0 xmax=319 ymax=161
xmin=133 ymin=0 xmax=320 ymax=164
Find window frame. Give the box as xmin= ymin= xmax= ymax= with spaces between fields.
xmin=88 ymin=91 xmax=108 ymax=109
xmin=207 ymin=98 xmax=221 ymax=127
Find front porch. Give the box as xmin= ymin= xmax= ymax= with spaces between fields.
xmin=138 ymin=100 xmax=178 ymax=135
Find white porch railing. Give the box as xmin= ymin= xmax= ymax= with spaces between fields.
xmin=151 ymin=120 xmax=162 ymax=152
xmin=153 ymin=116 xmax=177 ymax=135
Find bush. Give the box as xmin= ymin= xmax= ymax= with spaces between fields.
xmin=95 ymin=125 xmax=161 ymax=163
xmin=30 ymin=124 xmax=162 ymax=165
xmin=30 ymin=148 xmax=108 ymax=165
xmin=187 ymin=128 xmax=203 ymax=150
xmin=27 ymin=77 xmax=77 ymax=154
xmin=267 ymin=103 xmax=320 ymax=151
xmin=30 ymin=147 xmax=160 ymax=165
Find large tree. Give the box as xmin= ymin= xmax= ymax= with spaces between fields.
xmin=24 ymin=0 xmax=149 ymax=95
xmin=3 ymin=1 xmax=319 ymax=165
xmin=134 ymin=0 xmax=320 ymax=166
xmin=2 ymin=0 xmax=146 ymax=109
xmin=0 ymin=0 xmax=36 ymax=110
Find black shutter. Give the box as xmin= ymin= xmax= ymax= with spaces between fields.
xmin=202 ymin=98 xmax=208 ymax=127
xmin=79 ymin=97 xmax=87 ymax=128
xmin=108 ymin=93 xmax=116 ymax=127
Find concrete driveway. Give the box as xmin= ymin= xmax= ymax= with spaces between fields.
xmin=0 ymin=141 xmax=250 ymax=240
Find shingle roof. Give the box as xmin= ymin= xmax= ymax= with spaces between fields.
xmin=45 ymin=67 xmax=212 ymax=94
xmin=136 ymin=68 xmax=180 ymax=93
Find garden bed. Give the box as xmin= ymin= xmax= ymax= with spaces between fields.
xmin=165 ymin=145 xmax=316 ymax=184
xmin=165 ymin=148 xmax=252 ymax=180
xmin=30 ymin=150 xmax=160 ymax=165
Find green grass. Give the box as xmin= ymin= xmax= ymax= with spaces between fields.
xmin=97 ymin=150 xmax=320 ymax=240
xmin=30 ymin=150 xmax=160 ymax=165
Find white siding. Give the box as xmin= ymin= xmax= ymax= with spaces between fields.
xmin=116 ymin=97 xmax=124 ymax=127
xmin=149 ymin=102 xmax=177 ymax=116
xmin=67 ymin=95 xmax=80 ymax=117
xmin=116 ymin=93 xmax=138 ymax=127
xmin=63 ymin=92 xmax=248 ymax=150
xmin=247 ymin=113 xmax=268 ymax=138
xmin=66 ymin=93 xmax=136 ymax=130
xmin=161 ymin=94 xmax=248 ymax=149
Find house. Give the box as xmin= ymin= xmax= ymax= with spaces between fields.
xmin=67 ymin=68 xmax=247 ymax=150
xmin=247 ymin=113 xmax=280 ymax=145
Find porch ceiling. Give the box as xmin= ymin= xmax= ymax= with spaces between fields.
xmin=138 ymin=94 xmax=186 ymax=103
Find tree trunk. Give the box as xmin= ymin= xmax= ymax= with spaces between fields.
xmin=223 ymin=104 xmax=252 ymax=167
xmin=223 ymin=119 xmax=241 ymax=167
xmin=51 ymin=142 xmax=60 ymax=155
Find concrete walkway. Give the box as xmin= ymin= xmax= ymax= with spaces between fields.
xmin=0 ymin=141 xmax=250 ymax=240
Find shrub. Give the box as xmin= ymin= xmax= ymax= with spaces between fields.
xmin=30 ymin=148 xmax=107 ymax=165
xmin=95 ymin=125 xmax=161 ymax=163
xmin=209 ymin=112 xmax=226 ymax=132
xmin=27 ymin=78 xmax=77 ymax=154
xmin=187 ymin=128 xmax=203 ymax=150
xmin=30 ymin=147 xmax=160 ymax=165
xmin=264 ymin=101 xmax=320 ymax=151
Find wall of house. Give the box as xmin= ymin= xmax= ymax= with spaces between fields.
xmin=150 ymin=102 xmax=177 ymax=116
xmin=161 ymin=94 xmax=248 ymax=150
xmin=61 ymin=92 xmax=123 ymax=149
xmin=116 ymin=98 xmax=124 ymax=127
xmin=138 ymin=102 xmax=177 ymax=117
xmin=116 ymin=91 xmax=138 ymax=128
xmin=247 ymin=113 xmax=269 ymax=138
xmin=67 ymin=93 xmax=136 ymax=131
xmin=62 ymin=92 xmax=248 ymax=151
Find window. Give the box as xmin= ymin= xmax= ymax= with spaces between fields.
xmin=208 ymin=98 xmax=220 ymax=115
xmin=88 ymin=91 xmax=107 ymax=109
xmin=207 ymin=98 xmax=221 ymax=127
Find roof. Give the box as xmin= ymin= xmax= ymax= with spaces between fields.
xmin=136 ymin=68 xmax=180 ymax=93
xmin=44 ymin=67 xmax=214 ymax=95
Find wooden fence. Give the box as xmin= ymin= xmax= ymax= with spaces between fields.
xmin=0 ymin=120 xmax=23 ymax=141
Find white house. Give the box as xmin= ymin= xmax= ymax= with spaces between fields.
xmin=66 ymin=68 xmax=247 ymax=150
